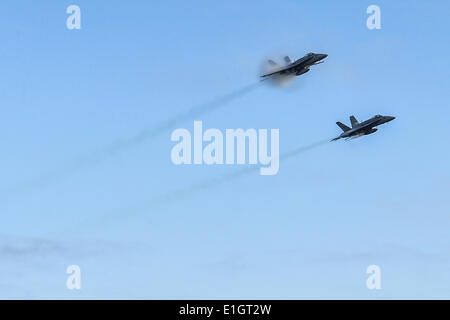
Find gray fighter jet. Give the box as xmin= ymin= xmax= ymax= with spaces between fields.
xmin=332 ymin=114 xmax=395 ymax=141
xmin=261 ymin=52 xmax=328 ymax=78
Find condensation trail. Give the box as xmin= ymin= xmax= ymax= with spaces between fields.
xmin=79 ymin=138 xmax=331 ymax=230
xmin=106 ymin=81 xmax=261 ymax=155
xmin=157 ymin=138 xmax=331 ymax=203
xmin=1 ymin=82 xmax=261 ymax=199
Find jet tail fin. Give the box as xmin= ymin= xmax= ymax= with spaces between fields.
xmin=350 ymin=116 xmax=359 ymax=128
xmin=268 ymin=60 xmax=278 ymax=66
xmin=336 ymin=122 xmax=351 ymax=132
xmin=284 ymin=56 xmax=292 ymax=64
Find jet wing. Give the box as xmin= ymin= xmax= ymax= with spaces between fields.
xmin=261 ymin=69 xmax=285 ymax=78
xmin=261 ymin=64 xmax=295 ymax=78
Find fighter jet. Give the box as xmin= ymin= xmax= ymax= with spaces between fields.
xmin=332 ymin=114 xmax=395 ymax=141
xmin=261 ymin=52 xmax=328 ymax=78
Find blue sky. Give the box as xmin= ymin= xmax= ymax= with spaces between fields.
xmin=0 ymin=0 xmax=450 ymax=299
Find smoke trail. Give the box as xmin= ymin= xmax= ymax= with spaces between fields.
xmin=106 ymin=81 xmax=261 ymax=155
xmin=1 ymin=82 xmax=261 ymax=199
xmin=159 ymin=138 xmax=330 ymax=202
xmin=170 ymin=138 xmax=331 ymax=198
xmin=76 ymin=138 xmax=331 ymax=230
xmin=278 ymin=138 xmax=331 ymax=161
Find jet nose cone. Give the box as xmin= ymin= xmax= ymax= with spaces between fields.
xmin=386 ymin=116 xmax=396 ymax=122
xmin=314 ymin=54 xmax=328 ymax=63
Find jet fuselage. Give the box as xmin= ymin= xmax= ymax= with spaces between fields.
xmin=261 ymin=53 xmax=328 ymax=78
xmin=333 ymin=115 xmax=395 ymax=141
